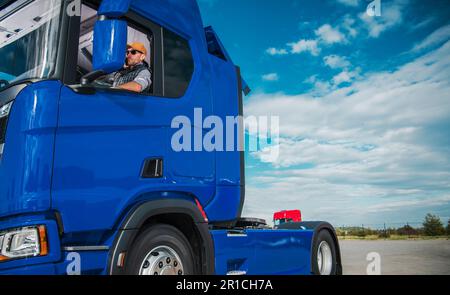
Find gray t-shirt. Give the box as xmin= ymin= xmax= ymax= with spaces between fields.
xmin=132 ymin=69 xmax=152 ymax=90
xmin=112 ymin=67 xmax=152 ymax=91
xmin=99 ymin=63 xmax=151 ymax=92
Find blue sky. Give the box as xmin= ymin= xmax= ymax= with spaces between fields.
xmin=198 ymin=0 xmax=450 ymax=227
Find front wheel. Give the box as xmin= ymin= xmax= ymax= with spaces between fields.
xmin=312 ymin=230 xmax=337 ymax=275
xmin=124 ymin=224 xmax=196 ymax=275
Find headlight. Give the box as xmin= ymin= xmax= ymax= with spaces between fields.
xmin=0 ymin=101 xmax=13 ymax=119
xmin=0 ymin=226 xmax=48 ymax=262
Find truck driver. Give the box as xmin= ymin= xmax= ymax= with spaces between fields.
xmin=112 ymin=42 xmax=152 ymax=93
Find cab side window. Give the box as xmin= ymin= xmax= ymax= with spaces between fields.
xmin=163 ymin=29 xmax=194 ymax=98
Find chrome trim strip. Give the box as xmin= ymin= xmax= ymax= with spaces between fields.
xmin=227 ymin=270 xmax=247 ymax=275
xmin=226 ymin=233 xmax=247 ymax=238
xmin=63 ymin=246 xmax=109 ymax=252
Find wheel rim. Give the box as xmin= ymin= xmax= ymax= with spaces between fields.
xmin=317 ymin=241 xmax=333 ymax=275
xmin=139 ymin=245 xmax=184 ymax=275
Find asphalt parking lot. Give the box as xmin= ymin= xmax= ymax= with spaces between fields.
xmin=339 ymin=239 xmax=450 ymax=275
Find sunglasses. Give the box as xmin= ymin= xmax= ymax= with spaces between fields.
xmin=126 ymin=49 xmax=143 ymax=56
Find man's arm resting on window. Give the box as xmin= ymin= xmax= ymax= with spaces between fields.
xmin=117 ymin=81 xmax=143 ymax=93
xmin=115 ymin=70 xmax=151 ymax=93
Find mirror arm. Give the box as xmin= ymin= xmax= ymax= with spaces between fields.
xmin=81 ymin=70 xmax=106 ymax=86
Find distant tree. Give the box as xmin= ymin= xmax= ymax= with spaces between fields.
xmin=415 ymin=227 xmax=425 ymax=236
xmin=388 ymin=227 xmax=398 ymax=236
xmin=346 ymin=227 xmax=367 ymax=237
xmin=423 ymin=214 xmax=445 ymax=236
xmin=447 ymin=219 xmax=450 ymax=236
xmin=336 ymin=228 xmax=345 ymax=237
xmin=354 ymin=229 xmax=365 ymax=237
xmin=397 ymin=224 xmax=418 ymax=236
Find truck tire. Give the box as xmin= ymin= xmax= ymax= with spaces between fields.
xmin=124 ymin=224 xmax=196 ymax=275
xmin=312 ymin=230 xmax=337 ymax=275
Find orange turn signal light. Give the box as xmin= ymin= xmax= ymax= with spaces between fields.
xmin=38 ymin=225 xmax=49 ymax=257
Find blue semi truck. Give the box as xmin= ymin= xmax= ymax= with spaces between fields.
xmin=0 ymin=0 xmax=342 ymax=275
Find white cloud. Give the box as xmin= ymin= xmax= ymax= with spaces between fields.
xmin=244 ymin=40 xmax=450 ymax=225
xmin=412 ymin=24 xmax=450 ymax=52
xmin=332 ymin=70 xmax=359 ymax=85
xmin=359 ymin=1 xmax=407 ymax=38
xmin=265 ymin=17 xmax=359 ymax=58
xmin=323 ymin=55 xmax=351 ymax=69
xmin=341 ymin=15 xmax=358 ymax=38
xmin=248 ymin=41 xmax=450 ymax=140
xmin=265 ymin=1 xmax=408 ymax=61
xmin=313 ymin=80 xmax=333 ymax=96
xmin=363 ymin=195 xmax=450 ymax=213
xmin=315 ymin=24 xmax=347 ymax=44
xmin=287 ymin=39 xmax=320 ymax=56
xmin=307 ymin=56 xmax=358 ymax=91
xmin=265 ymin=47 xmax=289 ymax=56
xmin=262 ymin=73 xmax=279 ymax=81
xmin=411 ymin=17 xmax=435 ymax=31
xmin=303 ymin=75 xmax=318 ymax=84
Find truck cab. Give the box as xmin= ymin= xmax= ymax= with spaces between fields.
xmin=0 ymin=0 xmax=341 ymax=275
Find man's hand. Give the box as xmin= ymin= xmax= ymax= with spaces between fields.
xmin=117 ymin=81 xmax=143 ymax=93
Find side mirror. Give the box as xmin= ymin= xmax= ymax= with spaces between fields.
xmin=98 ymin=0 xmax=132 ymax=18
xmin=81 ymin=0 xmax=132 ymax=85
xmin=92 ymin=18 xmax=127 ymax=73
xmin=81 ymin=18 xmax=127 ymax=86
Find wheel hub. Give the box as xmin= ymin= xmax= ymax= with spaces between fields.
xmin=139 ymin=246 xmax=184 ymax=275
xmin=317 ymin=241 xmax=333 ymax=275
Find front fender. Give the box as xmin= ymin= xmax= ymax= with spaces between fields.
xmin=108 ymin=198 xmax=214 ymax=275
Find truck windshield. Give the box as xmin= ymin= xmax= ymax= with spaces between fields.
xmin=0 ymin=0 xmax=63 ymax=91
